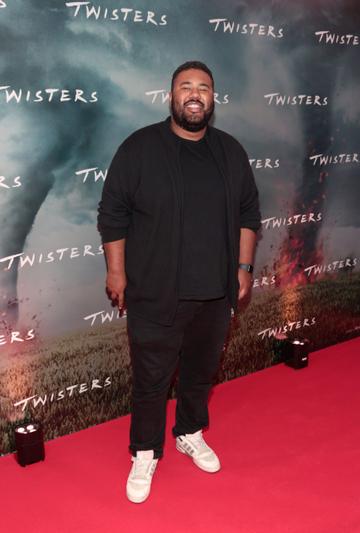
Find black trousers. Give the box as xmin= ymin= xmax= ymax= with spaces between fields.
xmin=126 ymin=296 xmax=231 ymax=459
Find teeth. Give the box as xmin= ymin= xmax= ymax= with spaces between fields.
xmin=186 ymin=104 xmax=202 ymax=110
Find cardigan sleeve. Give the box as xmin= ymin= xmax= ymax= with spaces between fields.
xmin=238 ymin=147 xmax=261 ymax=232
xmin=97 ymin=140 xmax=138 ymax=243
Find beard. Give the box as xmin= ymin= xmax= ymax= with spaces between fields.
xmin=171 ymin=98 xmax=215 ymax=132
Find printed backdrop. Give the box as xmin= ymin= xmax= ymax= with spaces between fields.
xmin=0 ymin=0 xmax=359 ymax=454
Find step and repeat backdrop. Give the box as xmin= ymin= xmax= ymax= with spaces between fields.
xmin=0 ymin=0 xmax=359 ymax=454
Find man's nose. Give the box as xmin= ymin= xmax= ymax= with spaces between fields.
xmin=189 ymin=86 xmax=201 ymax=98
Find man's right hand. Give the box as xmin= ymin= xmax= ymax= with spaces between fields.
xmin=106 ymin=271 xmax=127 ymax=310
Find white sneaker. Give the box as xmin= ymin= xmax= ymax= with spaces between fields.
xmin=176 ymin=430 xmax=221 ymax=473
xmin=126 ymin=450 xmax=158 ymax=503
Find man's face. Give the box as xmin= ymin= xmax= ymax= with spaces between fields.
xmin=170 ymin=68 xmax=215 ymax=132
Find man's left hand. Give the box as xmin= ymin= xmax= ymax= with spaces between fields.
xmin=238 ymin=268 xmax=253 ymax=301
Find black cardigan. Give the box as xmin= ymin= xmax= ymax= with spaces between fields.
xmin=98 ymin=117 xmax=261 ymax=325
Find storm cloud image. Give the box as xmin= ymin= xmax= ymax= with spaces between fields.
xmin=0 ymin=0 xmax=359 ymax=339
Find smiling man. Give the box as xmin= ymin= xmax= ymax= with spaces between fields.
xmin=170 ymin=67 xmax=215 ymax=133
xmin=98 ymin=61 xmax=261 ymax=503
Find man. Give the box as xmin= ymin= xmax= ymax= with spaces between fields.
xmin=97 ymin=61 xmax=261 ymax=503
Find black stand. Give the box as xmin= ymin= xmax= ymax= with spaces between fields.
xmin=284 ymin=339 xmax=309 ymax=369
xmin=15 ymin=423 xmax=45 ymax=467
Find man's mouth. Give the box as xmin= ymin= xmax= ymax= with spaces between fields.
xmin=184 ymin=100 xmax=204 ymax=112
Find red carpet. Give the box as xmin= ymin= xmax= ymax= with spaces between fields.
xmin=1 ymin=337 xmax=359 ymax=533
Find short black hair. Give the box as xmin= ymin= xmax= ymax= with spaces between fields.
xmin=171 ymin=61 xmax=214 ymax=90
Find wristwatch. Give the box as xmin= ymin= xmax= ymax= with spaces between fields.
xmin=238 ymin=263 xmax=254 ymax=273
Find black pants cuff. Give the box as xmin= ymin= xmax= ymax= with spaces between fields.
xmin=172 ymin=425 xmax=205 ymax=438
xmin=129 ymin=446 xmax=163 ymax=460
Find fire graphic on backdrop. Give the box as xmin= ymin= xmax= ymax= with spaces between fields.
xmin=274 ymin=234 xmax=324 ymax=289
xmin=272 ymin=138 xmax=329 ymax=323
xmin=269 ymin=214 xmax=324 ymax=326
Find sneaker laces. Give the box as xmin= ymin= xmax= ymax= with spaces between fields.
xmin=185 ymin=430 xmax=208 ymax=450
xmin=132 ymin=452 xmax=156 ymax=480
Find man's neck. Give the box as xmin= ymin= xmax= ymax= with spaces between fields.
xmin=170 ymin=117 xmax=207 ymax=141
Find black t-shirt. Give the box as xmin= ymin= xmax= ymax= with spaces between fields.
xmin=178 ymin=136 xmax=228 ymax=299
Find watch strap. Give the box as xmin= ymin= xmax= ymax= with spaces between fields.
xmin=238 ymin=263 xmax=254 ymax=273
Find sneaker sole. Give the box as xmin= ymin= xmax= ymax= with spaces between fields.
xmin=176 ymin=442 xmax=221 ymax=473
